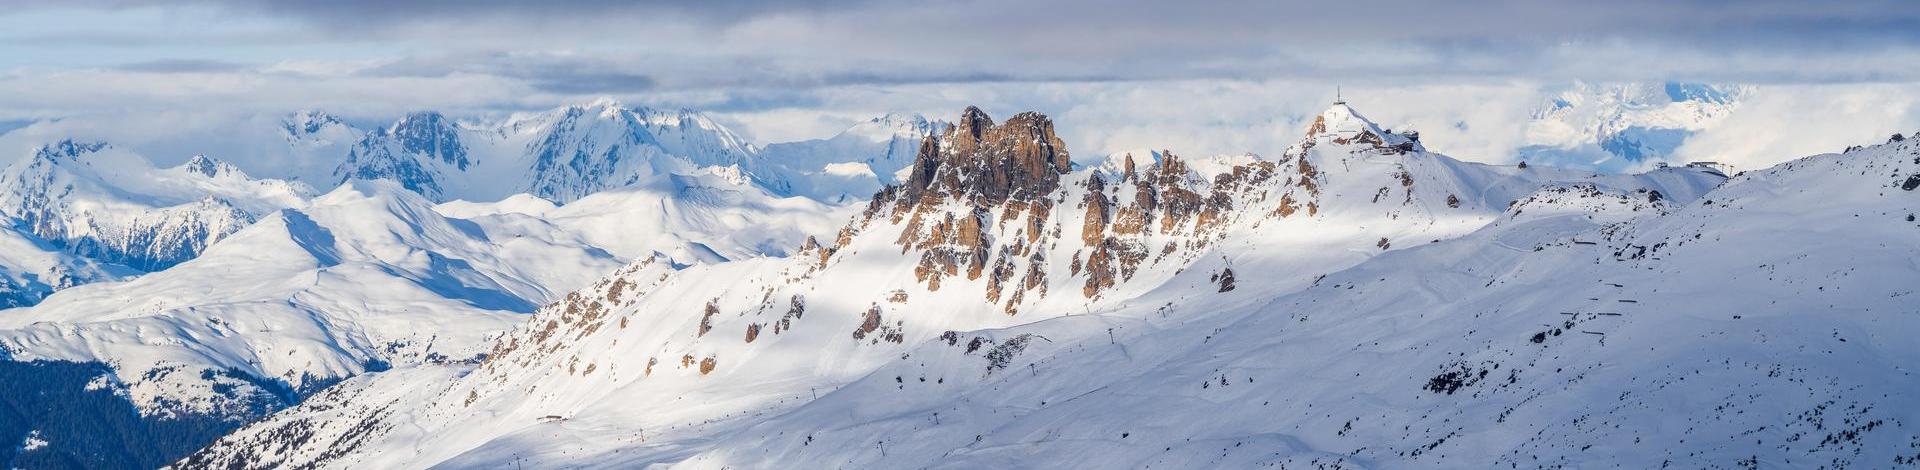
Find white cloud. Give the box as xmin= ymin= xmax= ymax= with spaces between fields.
xmin=1 ymin=63 xmax=1916 ymax=178
xmin=1674 ymin=84 xmax=1920 ymax=171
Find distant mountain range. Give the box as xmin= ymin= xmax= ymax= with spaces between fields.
xmin=0 ymin=101 xmax=941 ymax=308
xmin=1519 ymin=81 xmax=1748 ymax=172
xmin=287 ymin=99 xmax=945 ymax=205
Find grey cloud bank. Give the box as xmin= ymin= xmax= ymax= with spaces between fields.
xmin=0 ymin=1 xmax=1917 ymax=172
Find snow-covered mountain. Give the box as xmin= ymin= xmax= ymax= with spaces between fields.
xmin=8 ymin=95 xmax=1911 ymax=469
xmin=179 ymin=103 xmax=1741 ymax=469
xmin=325 ymin=99 xmax=922 ymax=206
xmin=656 ymin=131 xmax=1920 ymax=469
xmin=0 ymin=225 xmax=132 ymax=308
xmin=0 ymin=101 xmax=901 ymax=308
xmin=335 ymin=111 xmax=474 ymax=201
xmin=0 ymin=180 xmax=626 ymax=468
xmin=0 ymin=104 xmax=869 ymax=468
xmin=319 ymin=100 xmax=762 ymax=204
xmin=760 ymin=113 xmax=947 ymax=203
xmin=1519 ymin=82 xmax=1749 ymax=172
xmin=279 ymin=110 xmax=363 ymax=186
xmin=0 ymin=141 xmax=314 ymax=273
xmin=440 ymin=171 xmax=847 ymax=264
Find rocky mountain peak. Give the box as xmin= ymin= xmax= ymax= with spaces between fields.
xmin=851 ymin=113 xmax=940 ymax=140
xmin=957 ymin=106 xmax=993 ymax=137
xmin=901 ymin=107 xmax=1070 ymax=208
xmin=282 ymin=110 xmax=347 ymax=137
xmin=32 ymin=140 xmax=109 ymax=162
xmin=385 ymin=112 xmax=469 ymax=170
xmin=181 ymin=154 xmax=239 ymax=177
xmin=582 ymin=96 xmax=627 ymax=112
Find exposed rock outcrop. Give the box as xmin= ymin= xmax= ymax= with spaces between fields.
xmin=863 ymin=108 xmax=1070 ymax=301
xmin=1075 ymin=151 xmax=1277 ymax=298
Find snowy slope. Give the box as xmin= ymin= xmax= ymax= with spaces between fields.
xmin=0 ymin=103 xmax=923 ymax=469
xmin=436 ymin=173 xmax=845 ymax=265
xmin=532 ymin=175 xmax=844 ymax=263
xmin=659 ymin=133 xmax=1920 ymax=469
xmin=0 ymin=225 xmax=132 ymax=309
xmin=0 ymin=180 xmax=621 ymax=425
xmin=0 ymin=145 xmax=839 ymax=468
xmin=0 ymin=141 xmax=314 ymax=273
xmin=180 ymin=103 xmax=1728 ymax=469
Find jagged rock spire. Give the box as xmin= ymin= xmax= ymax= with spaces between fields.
xmin=901 ymin=107 xmax=1071 ymax=207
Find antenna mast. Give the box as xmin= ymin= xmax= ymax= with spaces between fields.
xmin=1335 ymin=86 xmax=1345 ymax=105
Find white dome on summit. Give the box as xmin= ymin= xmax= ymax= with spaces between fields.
xmin=1314 ymin=102 xmax=1390 ymax=140
xmin=1288 ymin=100 xmax=1423 ymax=156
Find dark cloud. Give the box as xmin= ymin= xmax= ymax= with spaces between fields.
xmin=25 ymin=0 xmax=1920 ymax=42
xmin=346 ymin=51 xmax=1130 ymax=96
xmin=19 ymin=0 xmax=868 ymax=28
xmin=6 ymin=0 xmax=1920 ymax=106
xmin=528 ymin=73 xmax=657 ymax=94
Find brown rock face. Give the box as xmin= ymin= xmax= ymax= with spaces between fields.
xmin=852 ymin=304 xmax=883 ymax=340
xmin=900 ymin=107 xmax=1072 ymax=208
xmin=698 ymin=301 xmax=719 ymax=337
xmin=1073 ymin=151 xmax=1278 ymax=298
xmin=772 ymin=295 xmax=804 ymax=334
xmin=851 ymin=304 xmax=905 ymax=344
xmin=877 ymin=107 xmax=1071 ymax=304
xmin=1082 ymin=173 xmax=1112 ymax=246
xmin=797 ymin=235 xmax=834 ymax=268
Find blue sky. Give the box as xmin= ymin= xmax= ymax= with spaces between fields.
xmin=2 ymin=1 xmax=1918 ymax=168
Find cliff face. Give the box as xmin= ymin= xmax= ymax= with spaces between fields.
xmin=900 ymin=107 xmax=1072 ymax=208
xmin=850 ymin=107 xmax=1272 ymax=307
xmin=859 ymin=108 xmax=1073 ymax=301
xmin=1076 ymin=152 xmax=1278 ymax=298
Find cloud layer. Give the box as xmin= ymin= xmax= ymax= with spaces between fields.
xmin=1 ymin=1 xmax=1918 ymax=172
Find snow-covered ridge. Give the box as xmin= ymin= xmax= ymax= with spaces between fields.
xmin=0 ymin=102 xmax=938 ymax=467
xmin=0 ymin=100 xmax=905 ymax=305
xmin=0 ymin=225 xmax=131 ymax=308
xmin=321 ymin=99 xmax=937 ymax=206
xmin=0 ymin=130 xmax=847 ymax=464
xmin=677 ymin=128 xmax=1920 ymax=469
xmin=0 ymin=180 xmax=623 ymax=421
xmin=438 ymin=171 xmax=847 ymax=265
xmin=181 ymin=102 xmax=1728 ymax=469
xmin=0 ymin=140 xmax=313 ymax=273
